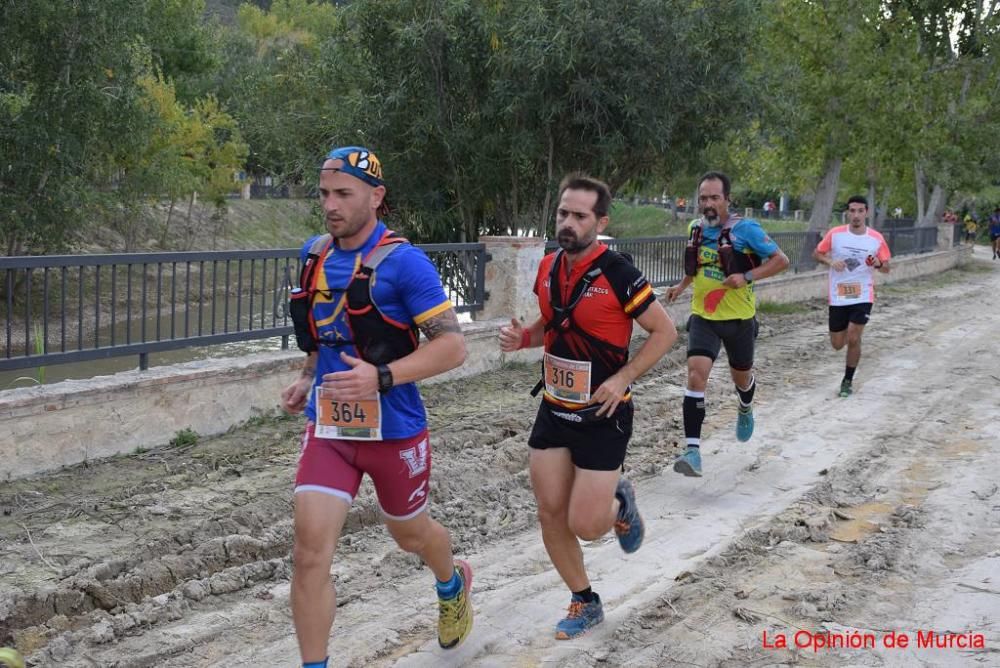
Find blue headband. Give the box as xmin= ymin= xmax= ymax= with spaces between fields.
xmin=323 ymin=146 xmax=384 ymax=187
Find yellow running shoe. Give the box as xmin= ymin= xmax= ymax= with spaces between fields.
xmin=437 ymin=559 xmax=473 ymax=649
xmin=0 ymin=647 xmax=25 ymax=668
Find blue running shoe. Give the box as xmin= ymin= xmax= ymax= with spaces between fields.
xmin=614 ymin=478 xmax=645 ymax=554
xmin=736 ymin=404 xmax=754 ymax=442
xmin=673 ymin=447 xmax=702 ymax=477
xmin=555 ymin=592 xmax=604 ymax=640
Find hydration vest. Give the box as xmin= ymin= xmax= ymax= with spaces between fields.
xmin=288 ymin=230 xmax=419 ymax=365
xmin=684 ymin=217 xmax=762 ymax=277
xmin=530 ymin=248 xmax=634 ymax=398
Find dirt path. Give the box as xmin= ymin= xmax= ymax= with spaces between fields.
xmin=1 ymin=253 xmax=997 ymax=667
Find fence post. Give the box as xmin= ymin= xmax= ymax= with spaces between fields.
xmin=472 ymin=237 xmax=544 ymax=323
xmin=935 ymin=224 xmax=951 ymax=252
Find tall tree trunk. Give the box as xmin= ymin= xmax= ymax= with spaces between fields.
xmin=875 ymin=188 xmax=890 ymax=228
xmin=915 ymin=163 xmax=927 ymax=222
xmin=159 ymin=199 xmax=176 ymax=249
xmin=538 ymin=128 xmax=555 ymax=237
xmin=808 ymin=158 xmax=842 ymax=232
xmin=866 ymin=175 xmax=877 ymax=227
xmin=510 ymin=171 xmax=519 ymax=236
xmin=919 ymin=185 xmax=947 ymax=227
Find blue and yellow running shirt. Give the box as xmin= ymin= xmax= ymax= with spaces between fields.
xmin=300 ymin=221 xmax=452 ymax=438
xmin=689 ymin=216 xmax=780 ymax=320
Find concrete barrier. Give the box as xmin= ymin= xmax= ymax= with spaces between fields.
xmin=0 ymin=241 xmax=970 ymax=480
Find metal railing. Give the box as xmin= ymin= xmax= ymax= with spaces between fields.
xmin=544 ymin=237 xmax=688 ymax=287
xmin=879 ymin=226 xmax=938 ymax=256
xmin=770 ymin=231 xmax=823 ymax=272
xmin=545 ymin=225 xmax=939 ymax=283
xmin=0 ymin=243 xmax=488 ymax=373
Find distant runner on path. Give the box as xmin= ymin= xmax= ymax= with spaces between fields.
xmin=665 ymin=171 xmax=790 ymax=477
xmin=989 ymin=207 xmax=1000 ymax=259
xmin=812 ymin=195 xmax=891 ymax=397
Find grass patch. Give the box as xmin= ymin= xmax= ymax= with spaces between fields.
xmin=230 ymin=408 xmax=295 ymax=431
xmin=756 ymin=300 xmax=810 ymax=315
xmin=607 ymin=202 xmax=674 ymax=237
xmin=955 ymin=259 xmax=994 ymax=274
xmin=169 ymin=427 xmax=199 ymax=448
xmin=223 ymin=199 xmax=321 ymax=249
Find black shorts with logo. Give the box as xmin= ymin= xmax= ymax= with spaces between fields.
xmin=828 ymin=302 xmax=873 ymax=332
xmin=528 ymin=400 xmax=633 ymax=471
xmin=686 ymin=314 xmax=758 ymax=370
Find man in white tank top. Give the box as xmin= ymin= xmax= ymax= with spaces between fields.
xmin=812 ymin=196 xmax=891 ymax=397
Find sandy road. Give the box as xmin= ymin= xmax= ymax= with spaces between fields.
xmin=1 ymin=252 xmax=997 ymax=667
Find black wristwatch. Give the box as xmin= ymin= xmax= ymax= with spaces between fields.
xmin=377 ymin=364 xmax=394 ymax=393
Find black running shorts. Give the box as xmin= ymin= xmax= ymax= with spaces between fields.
xmin=686 ymin=314 xmax=758 ymax=370
xmin=528 ymin=401 xmax=633 ymax=471
xmin=828 ymin=302 xmax=873 ymax=332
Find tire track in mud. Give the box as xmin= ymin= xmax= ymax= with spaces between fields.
xmin=1 ymin=261 xmax=994 ymax=666
xmin=0 ymin=370 xmax=569 ymax=662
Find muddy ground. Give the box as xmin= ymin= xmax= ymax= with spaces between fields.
xmin=1 ymin=251 xmax=998 ymax=667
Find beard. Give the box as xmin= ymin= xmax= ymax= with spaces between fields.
xmin=326 ymin=213 xmax=367 ymax=239
xmin=556 ymin=229 xmax=592 ymax=252
xmin=702 ymin=207 xmax=722 ymax=226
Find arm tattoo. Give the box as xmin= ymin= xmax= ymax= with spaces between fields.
xmin=418 ymin=308 xmax=462 ymax=341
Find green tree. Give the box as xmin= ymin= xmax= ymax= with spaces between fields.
xmin=888 ymin=0 xmax=1000 ymax=225
xmin=209 ymin=0 xmax=341 ymax=183
xmin=312 ymin=0 xmax=759 ymax=242
xmin=1 ymin=0 xmax=152 ymax=255
xmin=0 ymin=0 xmax=226 ymax=256
xmin=112 ymin=74 xmax=247 ymax=250
xmin=740 ymin=0 xmax=896 ymax=231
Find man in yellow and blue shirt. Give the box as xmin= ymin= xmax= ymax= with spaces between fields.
xmin=666 ymin=171 xmax=790 ymax=476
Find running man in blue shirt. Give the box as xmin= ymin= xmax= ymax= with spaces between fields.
xmin=989 ymin=207 xmax=1000 ymax=259
xmin=280 ymin=147 xmax=472 ymax=667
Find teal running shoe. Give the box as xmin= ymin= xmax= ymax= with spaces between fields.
xmin=555 ymin=592 xmax=604 ymax=640
xmin=736 ymin=403 xmax=754 ymax=442
xmin=613 ymin=478 xmax=645 ymax=554
xmin=673 ymin=446 xmax=702 ymax=477
xmin=839 ymin=379 xmax=853 ymax=398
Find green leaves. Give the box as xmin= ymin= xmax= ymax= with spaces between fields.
xmin=0 ymin=0 xmax=233 ymax=255
xmin=306 ymin=0 xmax=758 ymax=241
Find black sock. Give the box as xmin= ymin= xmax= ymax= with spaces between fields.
xmin=735 ymin=375 xmax=756 ymax=406
xmin=683 ymin=391 xmax=706 ymax=448
xmin=844 ymin=366 xmax=856 ymax=382
xmin=573 ymin=587 xmax=595 ymax=603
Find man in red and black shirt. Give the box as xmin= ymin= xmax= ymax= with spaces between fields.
xmin=499 ymin=174 xmax=677 ymax=640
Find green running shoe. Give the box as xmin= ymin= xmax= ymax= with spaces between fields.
xmin=438 ymin=560 xmax=473 ymax=649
